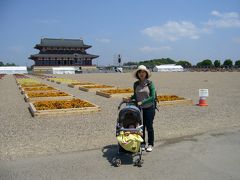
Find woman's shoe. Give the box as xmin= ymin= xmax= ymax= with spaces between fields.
xmin=146 ymin=145 xmax=153 ymax=152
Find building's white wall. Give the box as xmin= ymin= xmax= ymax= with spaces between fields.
xmin=52 ymin=67 xmax=75 ymax=74
xmin=0 ymin=66 xmax=28 ymax=74
xmin=52 ymin=70 xmax=75 ymax=74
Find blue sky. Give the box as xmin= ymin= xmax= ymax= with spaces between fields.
xmin=1 ymin=0 xmax=240 ymax=66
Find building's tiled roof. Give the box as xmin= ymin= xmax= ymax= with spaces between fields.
xmin=36 ymin=38 xmax=91 ymax=48
xmin=29 ymin=53 xmax=99 ymax=59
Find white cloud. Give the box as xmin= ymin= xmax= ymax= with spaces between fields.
xmin=206 ymin=11 xmax=240 ymax=28
xmin=142 ymin=11 xmax=240 ymax=42
xmin=96 ymin=38 xmax=111 ymax=43
xmin=139 ymin=46 xmax=172 ymax=53
xmin=142 ymin=21 xmax=200 ymax=41
xmin=211 ymin=10 xmax=221 ymax=17
xmin=211 ymin=10 xmax=239 ymax=19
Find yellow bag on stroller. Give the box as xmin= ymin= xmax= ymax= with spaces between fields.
xmin=117 ymin=131 xmax=143 ymax=153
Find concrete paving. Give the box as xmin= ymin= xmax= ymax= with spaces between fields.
xmin=1 ymin=127 xmax=240 ymax=180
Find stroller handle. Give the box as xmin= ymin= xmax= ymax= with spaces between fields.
xmin=118 ymin=99 xmax=138 ymax=110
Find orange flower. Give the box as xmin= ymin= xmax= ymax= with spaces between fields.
xmin=27 ymin=91 xmax=69 ymax=97
xmin=157 ymin=95 xmax=184 ymax=101
xmin=33 ymin=99 xmax=95 ymax=110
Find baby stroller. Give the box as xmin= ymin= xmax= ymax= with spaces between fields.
xmin=112 ymin=100 xmax=144 ymax=167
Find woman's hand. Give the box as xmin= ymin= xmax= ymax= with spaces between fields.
xmin=122 ymin=97 xmax=130 ymax=103
xmin=137 ymin=101 xmax=142 ymax=106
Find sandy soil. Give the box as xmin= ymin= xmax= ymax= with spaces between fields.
xmin=0 ymin=72 xmax=240 ymax=160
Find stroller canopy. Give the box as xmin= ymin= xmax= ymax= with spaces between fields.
xmin=118 ymin=105 xmax=142 ymax=128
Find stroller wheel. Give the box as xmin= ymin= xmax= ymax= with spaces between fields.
xmin=134 ymin=159 xmax=143 ymax=167
xmin=115 ymin=159 xmax=121 ymax=167
xmin=112 ymin=157 xmax=121 ymax=167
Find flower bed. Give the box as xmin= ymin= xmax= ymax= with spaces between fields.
xmin=21 ymin=86 xmax=58 ymax=94
xmin=32 ymin=74 xmax=56 ymax=79
xmin=14 ymin=74 xmax=29 ymax=79
xmin=24 ymin=91 xmax=73 ymax=102
xmin=33 ymin=99 xmax=95 ymax=110
xmin=157 ymin=95 xmax=192 ymax=106
xmin=47 ymin=78 xmax=79 ymax=84
xmin=16 ymin=78 xmax=39 ymax=84
xmin=68 ymin=82 xmax=95 ymax=88
xmin=79 ymin=85 xmax=115 ymax=92
xmin=29 ymin=98 xmax=101 ymax=117
xmin=19 ymin=84 xmax=49 ymax=91
xmin=96 ymin=88 xmax=133 ymax=98
xmin=22 ymin=86 xmax=57 ymax=92
xmin=100 ymin=88 xmax=133 ymax=94
xmin=27 ymin=91 xmax=70 ymax=98
xmin=157 ymin=95 xmax=185 ymax=101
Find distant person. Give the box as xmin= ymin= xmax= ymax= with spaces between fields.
xmin=123 ymin=65 xmax=156 ymax=152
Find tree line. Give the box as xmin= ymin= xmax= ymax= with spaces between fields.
xmin=123 ymin=58 xmax=240 ymax=69
xmin=0 ymin=61 xmax=16 ymax=66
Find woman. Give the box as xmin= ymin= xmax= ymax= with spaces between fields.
xmin=123 ymin=65 xmax=156 ymax=152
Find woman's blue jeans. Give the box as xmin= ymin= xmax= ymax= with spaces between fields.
xmin=142 ymin=105 xmax=155 ymax=146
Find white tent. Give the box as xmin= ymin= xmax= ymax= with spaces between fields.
xmin=153 ymin=64 xmax=184 ymax=72
xmin=0 ymin=66 xmax=28 ymax=74
xmin=52 ymin=67 xmax=75 ymax=74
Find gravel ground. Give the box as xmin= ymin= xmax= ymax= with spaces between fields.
xmin=0 ymin=72 xmax=240 ymax=160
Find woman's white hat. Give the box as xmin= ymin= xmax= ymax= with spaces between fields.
xmin=133 ymin=65 xmax=151 ymax=79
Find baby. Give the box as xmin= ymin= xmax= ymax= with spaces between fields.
xmin=126 ymin=124 xmax=143 ymax=136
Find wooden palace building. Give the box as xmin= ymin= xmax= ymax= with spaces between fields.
xmin=29 ymin=38 xmax=99 ymax=73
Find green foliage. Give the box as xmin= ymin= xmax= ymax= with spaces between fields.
xmin=139 ymin=58 xmax=176 ymax=68
xmin=196 ymin=59 xmax=213 ymax=67
xmin=214 ymin=60 xmax=221 ymax=68
xmin=202 ymin=59 xmax=213 ymax=67
xmin=6 ymin=63 xmax=16 ymax=66
xmin=196 ymin=62 xmax=201 ymax=67
xmin=123 ymin=61 xmax=138 ymax=66
xmin=0 ymin=61 xmax=16 ymax=66
xmin=123 ymin=58 xmax=239 ymax=69
xmin=235 ymin=60 xmax=240 ymax=68
xmin=223 ymin=59 xmax=233 ymax=67
xmin=176 ymin=60 xmax=192 ymax=68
